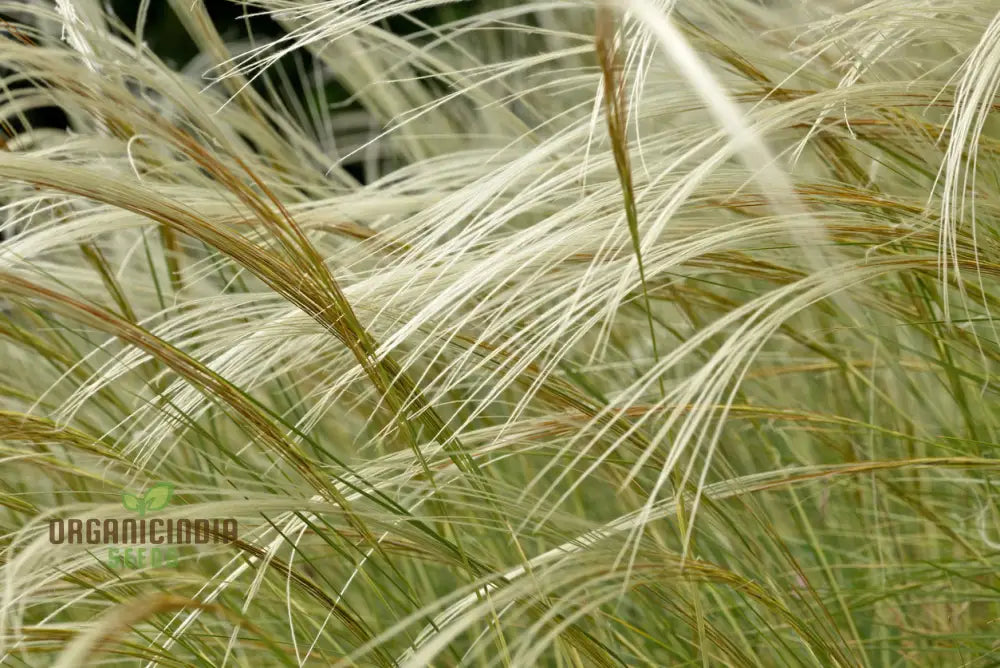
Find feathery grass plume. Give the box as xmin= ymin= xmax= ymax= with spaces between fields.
xmin=1 ymin=0 xmax=1000 ymax=665
xmin=594 ymin=2 xmax=662 ymax=398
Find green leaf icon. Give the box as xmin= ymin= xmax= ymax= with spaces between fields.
xmin=122 ymin=492 xmax=140 ymax=513
xmin=144 ymin=482 xmax=174 ymax=512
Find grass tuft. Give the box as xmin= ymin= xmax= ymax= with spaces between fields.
xmin=1 ymin=0 xmax=1000 ymax=665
